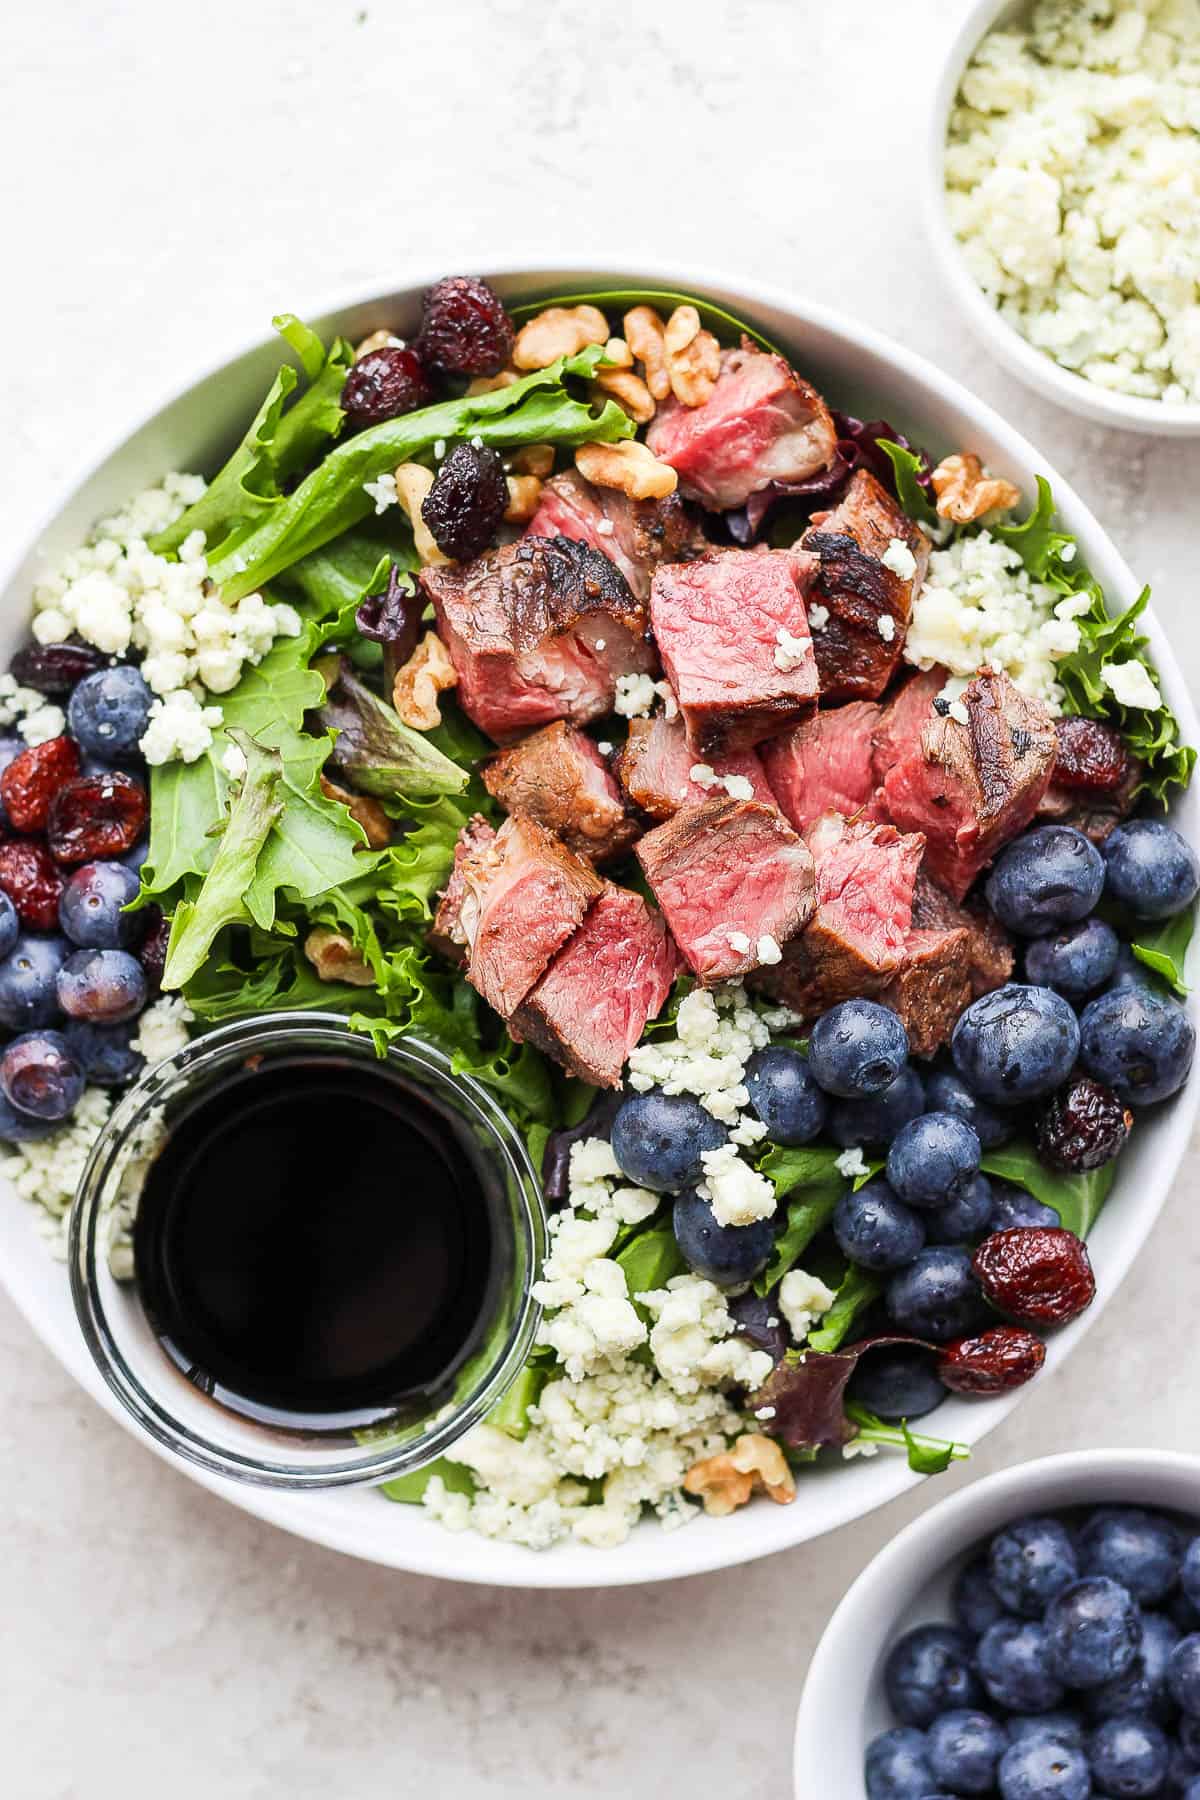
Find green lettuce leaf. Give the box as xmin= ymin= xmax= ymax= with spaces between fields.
xmin=757 ymin=1143 xmax=845 ymax=1200
xmin=486 ymin=1364 xmax=547 ymax=1439
xmin=1133 ymin=905 xmax=1194 ymax=998
xmin=380 ymin=1457 xmax=476 ymax=1505
xmin=807 ymin=1267 xmax=883 ymax=1354
xmin=877 ymin=440 xmax=938 ymax=526
xmin=980 ymin=1141 xmax=1117 ymax=1238
xmin=317 ymin=663 xmax=466 ymax=800
xmin=616 ymin=1225 xmax=687 ymax=1319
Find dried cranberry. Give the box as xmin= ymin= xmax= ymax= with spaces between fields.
xmin=937 ymin=1325 xmax=1046 ymax=1395
xmin=46 ymin=772 xmax=148 ymax=865
xmin=138 ymin=905 xmax=170 ymax=996
xmin=972 ymin=1226 xmax=1096 ymax=1326
xmin=415 ymin=275 xmax=514 ymax=378
xmin=1053 ymin=715 xmax=1133 ymax=792
xmin=421 ymin=443 xmax=509 ymax=561
xmin=10 ymin=642 xmax=111 ymax=695
xmin=341 ymin=347 xmax=435 ymax=431
xmin=1038 ymin=1075 xmax=1132 ymax=1173
xmin=0 ymin=841 xmax=65 ymax=930
xmin=0 ymin=737 xmax=82 ymax=832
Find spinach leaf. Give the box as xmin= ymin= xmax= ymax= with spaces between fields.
xmin=616 ymin=1225 xmax=686 ymax=1317
xmin=980 ymin=1141 xmax=1117 ymax=1238
xmin=757 ymin=1142 xmax=845 ymax=1199
xmin=1133 ymin=905 xmax=1194 ymax=998
xmin=380 ymin=1457 xmax=476 ymax=1505
xmin=509 ymin=288 xmax=779 ymax=353
xmin=757 ymin=1186 xmax=844 ymax=1295
xmin=807 ymin=1267 xmax=883 ymax=1354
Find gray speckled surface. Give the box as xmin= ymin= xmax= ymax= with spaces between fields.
xmin=3 ymin=2 xmax=1200 ymax=1794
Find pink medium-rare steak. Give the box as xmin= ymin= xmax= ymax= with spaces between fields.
xmin=636 ymin=797 xmax=815 ymax=985
xmin=910 ymin=870 xmax=1015 ymax=999
xmin=422 ymin=535 xmax=656 ymax=743
xmin=879 ymin=668 xmax=1058 ymax=900
xmin=429 ymin=814 xmax=497 ymax=967
xmin=646 ymin=342 xmax=838 ymax=511
xmin=871 ymin=668 xmax=948 ymax=779
xmin=649 ymin=546 xmax=820 ymax=756
xmin=482 ymin=722 xmax=638 ymax=865
xmin=458 ymin=812 xmax=604 ymax=1018
xmin=615 ymin=710 xmax=775 ymax=821
xmin=879 ymin=925 xmax=975 ymax=1059
xmin=801 ymin=471 xmax=929 ymax=702
xmin=510 ymin=884 xmax=680 ymax=1087
xmin=524 ymin=470 xmax=706 ymax=602
xmin=760 ymin=701 xmax=884 ymax=834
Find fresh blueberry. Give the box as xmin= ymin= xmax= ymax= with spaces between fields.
xmin=0 ymin=888 xmax=18 ymax=960
xmin=886 ymin=1247 xmax=985 ymax=1342
xmin=924 ymin=1067 xmax=1013 ymax=1149
xmin=829 ymin=1066 xmax=925 ymax=1148
xmin=57 ymin=948 xmax=147 ymax=1025
xmin=0 ymin=1091 xmax=59 ymax=1143
xmin=1089 ymin=1714 xmax=1170 ymax=1797
xmin=66 ymin=665 xmax=153 ymax=760
xmin=1169 ymin=1635 xmax=1200 ymax=1717
xmin=1182 ymin=1538 xmax=1200 ymax=1611
xmin=989 ymin=1181 xmax=1060 ymax=1232
xmin=1044 ymin=1577 xmax=1141 ymax=1688
xmin=925 ymin=1174 xmax=994 ymax=1245
xmin=1177 ymin=1762 xmax=1200 ymax=1800
xmin=1086 ymin=1610 xmax=1179 ymax=1723
xmin=976 ymin=1617 xmax=1065 ymax=1712
xmin=743 ymin=1046 xmax=827 ymax=1145
xmin=951 ymin=984 xmax=1081 ymax=1106
xmin=1077 ymin=1507 xmax=1181 ymax=1605
xmin=58 ymin=860 xmax=142 ymax=949
xmin=953 ymin=1556 xmax=1008 ymax=1639
xmin=883 ymin=1624 xmax=981 ymax=1727
xmin=1183 ymin=1715 xmax=1200 ymax=1764
xmin=61 ymin=1019 xmax=143 ymax=1088
xmin=846 ymin=1347 xmax=947 ymax=1422
xmin=926 ymin=1709 xmax=1006 ymax=1795
xmin=1079 ymin=986 xmax=1196 ymax=1106
xmin=610 ymin=1093 xmax=728 ymax=1192
xmin=1104 ymin=818 xmax=1200 ymax=922
xmin=672 ymin=1188 xmax=773 ymax=1289
xmin=808 ymin=999 xmax=908 ymax=1099
xmin=1025 ymin=918 xmax=1120 ymax=998
xmin=996 ymin=1736 xmax=1090 ymax=1800
xmin=886 ymin=1113 xmax=981 ymax=1209
xmin=0 ymin=933 xmax=70 ymax=1031
xmin=1005 ymin=1714 xmax=1085 ymax=1750
xmin=1172 ymin=1587 xmax=1200 ymax=1637
xmin=985 ymin=826 xmax=1105 ymax=937
xmin=0 ymin=1030 xmax=84 ymax=1121
xmin=989 ymin=1517 xmax=1080 ymax=1619
xmin=865 ymin=1727 xmax=934 ymax=1800
xmin=833 ymin=1177 xmax=926 ymax=1271
xmin=725 ymin=1290 xmax=788 ymax=1362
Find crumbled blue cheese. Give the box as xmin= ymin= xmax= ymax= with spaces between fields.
xmin=877 ymin=614 xmax=897 ymax=644
xmin=773 ymin=625 xmax=812 ymax=672
xmin=614 ymin=672 xmax=657 ymax=718
xmin=835 ymin=1146 xmax=869 ymax=1179
xmin=364 ymin=472 xmax=398 ymax=514
xmin=140 ymin=691 xmax=225 ymax=765
xmin=130 ymin=996 xmax=193 ymax=1067
xmin=778 ymin=1268 xmax=838 ymax=1342
xmin=727 ymin=929 xmax=752 ymax=954
xmin=690 ymin=763 xmax=756 ymax=802
xmin=1103 ymin=658 xmax=1161 ymax=709
xmin=756 ymin=933 xmax=783 ymax=966
xmin=18 ymin=703 xmax=67 ymax=746
xmin=807 ymin=602 xmax=830 ymax=631
xmin=698 ymin=1142 xmax=776 ymax=1227
xmin=626 ymin=983 xmax=769 ymax=1126
xmin=881 ymin=536 xmax=918 ymax=581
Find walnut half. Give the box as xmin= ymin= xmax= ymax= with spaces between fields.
xmin=393 ymin=463 xmax=450 ymax=567
xmin=513 ymin=304 xmax=609 ymax=370
xmin=319 ymin=774 xmax=391 ymax=849
xmin=683 ymin=1433 xmax=796 ymax=1517
xmin=393 ymin=631 xmax=458 ymax=730
xmin=304 ymin=928 xmax=375 ymax=987
xmin=932 ymin=452 xmax=1022 ymax=523
xmin=575 ymin=439 xmax=677 ymax=500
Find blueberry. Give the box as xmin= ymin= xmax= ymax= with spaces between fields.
xmin=1183 ymin=1714 xmax=1200 ymax=1763
xmin=1172 ymin=1587 xmax=1200 ymax=1637
xmin=951 ymin=984 xmax=1081 ymax=1106
xmin=1168 ymin=1635 xmax=1200 ymax=1717
xmin=1079 ymin=986 xmax=1196 ymax=1106
xmin=610 ymin=1092 xmax=728 ymax=1193
xmin=886 ymin=1247 xmax=985 ymax=1342
xmin=725 ymin=1290 xmax=788 ymax=1362
xmin=1044 ymin=1577 xmax=1141 ymax=1688
xmin=985 ymin=826 xmax=1105 ymax=937
xmin=833 ymin=1177 xmax=927 ymax=1271
xmin=925 ymin=1173 xmax=994 ymax=1245
xmin=865 ymin=1726 xmax=935 ymax=1800
xmin=1089 ymin=1714 xmax=1170 ymax=1797
xmin=67 ymin=665 xmax=153 ymax=760
xmin=61 ymin=1019 xmax=143 ymax=1088
xmin=0 ymin=1091 xmax=59 ymax=1143
xmin=989 ymin=1517 xmax=1080 ymax=1619
xmin=57 ymin=948 xmax=147 ymax=1025
xmin=1177 ymin=1763 xmax=1200 ymax=1800
xmin=953 ymin=1556 xmax=1008 ymax=1638
xmin=883 ymin=1624 xmax=981 ymax=1727
xmin=1005 ymin=1714 xmax=1085 ymax=1750
xmin=829 ymin=1066 xmax=925 ymax=1148
xmin=0 ymin=888 xmax=17 ymax=960
xmin=1182 ymin=1538 xmax=1200 ymax=1611
xmin=808 ymin=999 xmax=908 ymax=1098
xmin=977 ymin=1617 xmax=1065 ymax=1712
xmin=0 ymin=933 xmax=69 ymax=1031
xmin=672 ymin=1188 xmax=773 ymax=1289
xmin=989 ymin=1181 xmax=1060 ymax=1232
xmin=58 ymin=860 xmax=142 ymax=949
xmin=1104 ymin=818 xmax=1200 ymax=922
xmin=886 ymin=1113 xmax=981 ymax=1209
xmin=996 ymin=1736 xmax=1090 ymax=1800
xmin=1086 ymin=1610 xmax=1179 ymax=1723
xmin=926 ymin=1709 xmax=1006 ymax=1795
xmin=743 ymin=1046 xmax=827 ymax=1144
xmin=0 ymin=1030 xmax=84 ymax=1121
xmin=1025 ymin=918 xmax=1120 ymax=998
xmin=924 ymin=1067 xmax=1013 ymax=1149
xmin=1077 ymin=1507 xmax=1181 ymax=1605
xmin=846 ymin=1347 xmax=947 ymax=1421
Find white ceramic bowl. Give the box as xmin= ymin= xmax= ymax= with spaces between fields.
xmin=1 ymin=260 xmax=1197 ymax=1588
xmin=794 ymin=1449 xmax=1200 ymax=1797
xmin=926 ymin=0 xmax=1200 ymax=437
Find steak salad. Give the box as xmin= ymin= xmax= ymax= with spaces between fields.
xmin=5 ymin=279 xmax=1197 ymax=1551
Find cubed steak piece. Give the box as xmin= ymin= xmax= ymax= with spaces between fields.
xmin=510 ymin=884 xmax=680 ymax=1087
xmin=871 ymin=668 xmax=948 ymax=780
xmin=911 ymin=870 xmax=1014 ymax=999
xmin=760 ymin=701 xmax=883 ymax=834
xmin=429 ymin=813 xmax=496 ymax=966
xmin=615 ymin=710 xmax=774 ymax=821
xmin=650 ymin=546 xmax=819 ymax=756
xmin=801 ymin=471 xmax=930 ymax=702
xmin=1036 ymin=715 xmax=1143 ymax=843
xmin=879 ymin=926 xmax=975 ymax=1059
xmin=482 ymin=722 xmax=638 ymax=865
xmin=422 ymin=535 xmax=656 ymax=743
xmin=646 ymin=341 xmax=838 ymax=511
xmin=879 ymin=668 xmax=1058 ymax=900
xmin=524 ymin=469 xmax=706 ymax=602
xmin=636 ymin=798 xmax=815 ymax=985
xmin=459 ymin=812 xmax=604 ymax=1018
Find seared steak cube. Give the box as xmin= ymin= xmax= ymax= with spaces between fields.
xmin=615 ymin=709 xmax=774 ymax=821
xmin=429 ymin=813 xmax=496 ymax=966
xmin=459 ymin=812 xmax=603 ymax=1017
xmin=524 ymin=469 xmax=706 ymax=602
xmin=879 ymin=925 xmax=975 ymax=1059
xmin=911 ymin=870 xmax=1014 ymax=999
xmin=511 ymin=883 xmax=680 ymax=1087
xmin=650 ymin=546 xmax=820 ymax=756
xmin=802 ymin=471 xmax=930 ymax=702
xmin=646 ymin=342 xmax=838 ymax=511
xmin=760 ymin=701 xmax=883 ymax=834
xmin=482 ymin=722 xmax=637 ymax=864
xmin=422 ymin=535 xmax=656 ymax=743
xmin=636 ymin=797 xmax=815 ymax=985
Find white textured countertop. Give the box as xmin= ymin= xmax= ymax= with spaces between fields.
xmin=3 ymin=2 xmax=1200 ymax=1794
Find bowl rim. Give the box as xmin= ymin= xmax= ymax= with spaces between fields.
xmin=924 ymin=0 xmax=1200 ymax=437
xmin=1 ymin=253 xmax=1197 ymax=1588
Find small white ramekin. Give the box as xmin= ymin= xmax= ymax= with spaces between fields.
xmin=926 ymin=0 xmax=1200 ymax=437
xmin=794 ymin=1449 xmax=1200 ymax=1797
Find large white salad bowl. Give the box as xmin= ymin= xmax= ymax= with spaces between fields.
xmin=1 ymin=262 xmax=1196 ymax=1588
